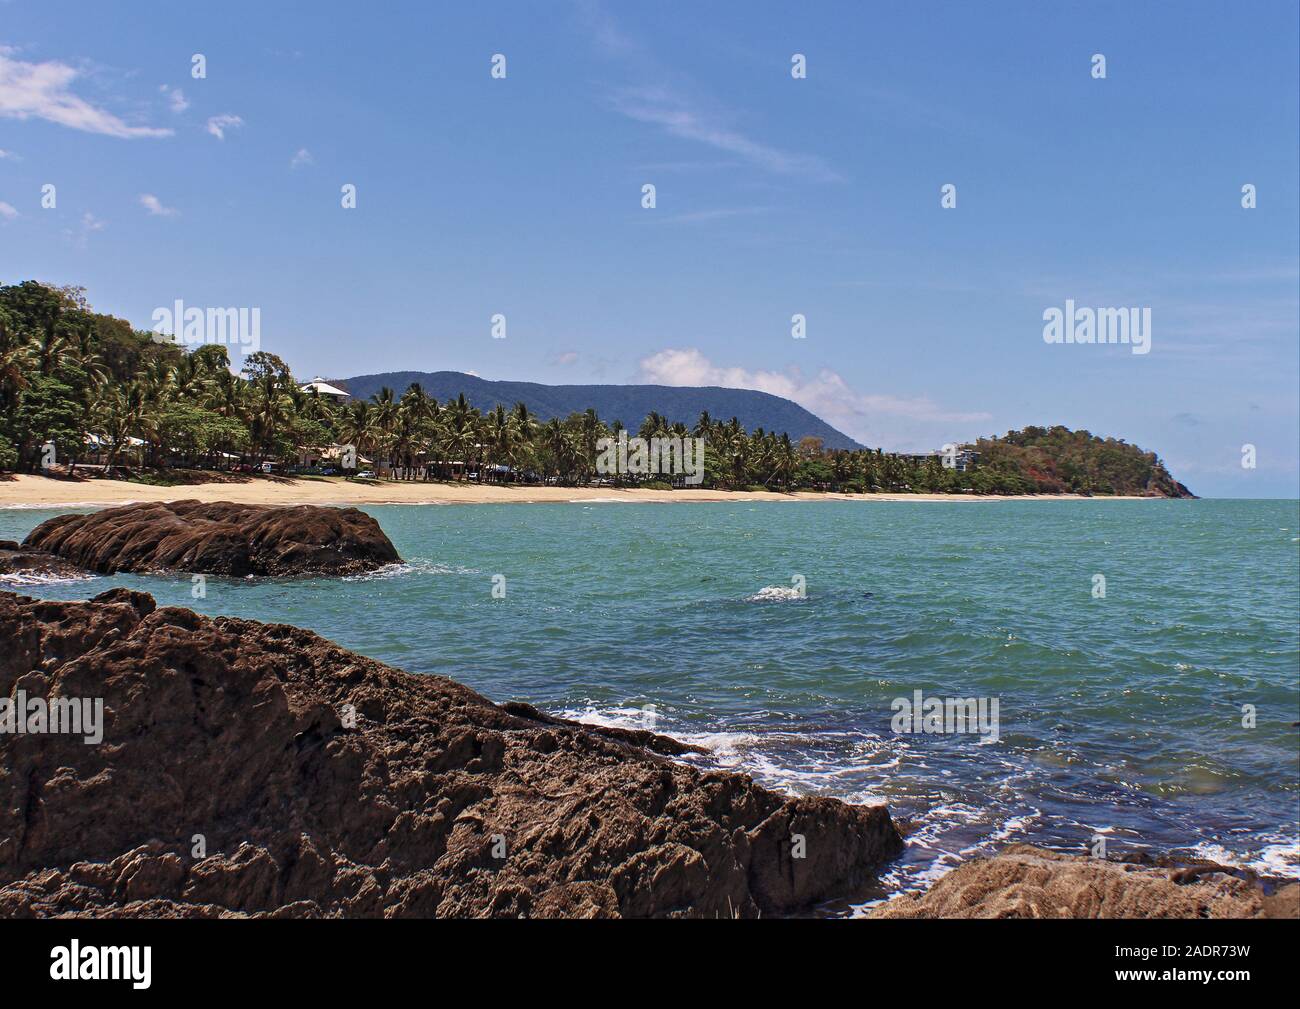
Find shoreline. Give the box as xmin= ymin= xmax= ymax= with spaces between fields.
xmin=0 ymin=473 xmax=1158 ymax=509
xmin=3 ymin=585 xmax=1292 ymax=919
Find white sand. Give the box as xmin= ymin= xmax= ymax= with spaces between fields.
xmin=0 ymin=474 xmax=1152 ymax=508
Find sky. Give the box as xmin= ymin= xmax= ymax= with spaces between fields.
xmin=0 ymin=0 xmax=1297 ymax=497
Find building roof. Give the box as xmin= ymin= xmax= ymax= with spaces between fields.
xmin=300 ymin=377 xmax=350 ymax=398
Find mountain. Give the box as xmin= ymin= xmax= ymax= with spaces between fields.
xmin=333 ymin=371 xmax=864 ymax=449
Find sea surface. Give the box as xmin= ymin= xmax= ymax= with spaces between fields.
xmin=4 ymin=498 xmax=1298 ymax=912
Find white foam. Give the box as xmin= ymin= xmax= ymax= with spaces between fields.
xmin=341 ymin=560 xmax=481 ymax=581
xmin=1188 ymin=838 xmax=1300 ymax=879
xmin=746 ymin=585 xmax=803 ymax=602
xmin=0 ymin=571 xmax=99 ymax=587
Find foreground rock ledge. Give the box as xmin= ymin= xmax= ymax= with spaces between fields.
xmin=869 ymin=844 xmax=1300 ymax=919
xmin=0 ymin=589 xmax=902 ymax=918
xmin=21 ymin=500 xmax=400 ymax=577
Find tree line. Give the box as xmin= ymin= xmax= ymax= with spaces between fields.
xmin=0 ymin=281 xmax=1188 ymax=495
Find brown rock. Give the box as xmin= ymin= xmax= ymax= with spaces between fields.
xmin=0 ymin=589 xmax=902 ymax=918
xmin=0 ymin=542 xmax=91 ymax=580
xmin=869 ymin=844 xmax=1299 ymax=919
xmin=21 ymin=500 xmax=400 ymax=576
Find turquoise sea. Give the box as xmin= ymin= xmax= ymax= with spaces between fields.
xmin=3 ymin=498 xmax=1298 ymax=909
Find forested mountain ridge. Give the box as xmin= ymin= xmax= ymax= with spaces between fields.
xmin=336 ymin=371 xmax=862 ymax=450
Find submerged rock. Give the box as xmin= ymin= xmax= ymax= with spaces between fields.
xmin=869 ymin=844 xmax=1299 ymax=919
xmin=21 ymin=500 xmax=400 ymax=576
xmin=0 ymin=589 xmax=902 ymax=918
xmin=0 ymin=541 xmax=91 ymax=580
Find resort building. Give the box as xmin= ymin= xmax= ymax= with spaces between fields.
xmin=897 ymin=448 xmax=982 ymax=473
xmin=299 ymin=377 xmax=351 ymax=401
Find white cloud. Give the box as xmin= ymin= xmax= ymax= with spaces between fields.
xmin=0 ymin=147 xmax=17 ymax=160
xmin=159 ymin=84 xmax=188 ymax=113
xmin=610 ymin=85 xmax=839 ymax=182
xmin=290 ymin=147 xmax=313 ymax=168
xmin=552 ymin=351 xmax=580 ymax=366
xmin=0 ymin=51 xmax=171 ymax=138
xmin=139 ymin=193 xmax=178 ymax=217
xmin=636 ymin=348 xmax=991 ymax=448
xmin=206 ymin=113 xmax=243 ymax=140
xmin=578 ymin=8 xmax=837 ymax=183
xmin=63 ymin=211 xmax=106 ymax=248
xmin=0 ymin=201 xmax=18 ymax=220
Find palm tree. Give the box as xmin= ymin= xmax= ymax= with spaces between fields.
xmin=443 ymin=394 xmax=478 ymax=481
xmin=540 ymin=417 xmax=570 ymax=483
xmin=369 ymin=387 xmax=399 ymax=477
xmin=98 ymin=381 xmax=147 ymax=475
xmin=484 ymin=404 xmax=518 ymax=483
xmin=638 ymin=411 xmax=668 ymax=440
xmin=339 ymin=399 xmax=375 ymax=472
xmin=772 ymin=433 xmax=797 ymax=490
xmin=0 ymin=312 xmax=34 ymax=414
xmin=396 ymin=383 xmax=435 ymax=478
xmin=248 ymin=372 xmax=291 ymax=466
xmin=509 ymin=401 xmax=537 ymax=479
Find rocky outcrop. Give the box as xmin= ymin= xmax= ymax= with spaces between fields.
xmin=869 ymin=844 xmax=1299 ymax=919
xmin=0 ymin=541 xmax=90 ymax=581
xmin=0 ymin=589 xmax=902 ymax=918
xmin=21 ymin=501 xmax=400 ymax=576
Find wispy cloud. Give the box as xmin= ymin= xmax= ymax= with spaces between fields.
xmin=0 ymin=201 xmax=18 ymax=221
xmin=290 ymin=147 xmax=313 ymax=168
xmin=139 ymin=193 xmax=178 ymax=217
xmin=0 ymin=147 xmax=17 ymax=160
xmin=636 ymin=348 xmax=989 ymax=447
xmin=609 ymin=84 xmax=840 ymax=183
xmin=0 ymin=49 xmax=171 ymax=138
xmin=63 ymin=211 xmax=106 ymax=248
xmin=661 ymin=206 xmax=768 ymax=225
xmin=159 ymin=84 xmax=188 ymax=113
xmin=577 ymin=5 xmax=838 ymax=183
xmin=552 ymin=351 xmax=580 ymax=366
xmin=206 ymin=113 xmax=243 ymax=140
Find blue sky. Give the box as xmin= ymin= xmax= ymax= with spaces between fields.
xmin=1 ymin=0 xmax=1296 ymax=496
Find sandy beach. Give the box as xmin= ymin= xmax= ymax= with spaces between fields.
xmin=0 ymin=473 xmax=1153 ymax=509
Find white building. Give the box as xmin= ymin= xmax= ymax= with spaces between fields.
xmin=299 ymin=377 xmax=350 ymax=401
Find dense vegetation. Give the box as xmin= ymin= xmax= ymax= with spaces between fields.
xmin=972 ymin=427 xmax=1191 ymax=497
xmin=0 ymin=281 xmax=1191 ymax=496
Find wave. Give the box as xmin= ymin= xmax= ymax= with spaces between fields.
xmin=1188 ymin=837 xmax=1300 ymax=880
xmin=341 ymin=559 xmax=482 ymax=582
xmin=0 ymin=571 xmax=100 ymax=587
xmin=745 ymin=585 xmax=804 ymax=602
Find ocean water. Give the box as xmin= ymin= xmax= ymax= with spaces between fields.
xmin=4 ymin=498 xmax=1298 ymax=910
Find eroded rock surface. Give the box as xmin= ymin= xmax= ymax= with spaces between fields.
xmin=0 ymin=589 xmax=902 ymax=918
xmin=0 ymin=541 xmax=91 ymax=581
xmin=21 ymin=501 xmax=400 ymax=576
xmin=869 ymin=844 xmax=1299 ymax=919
